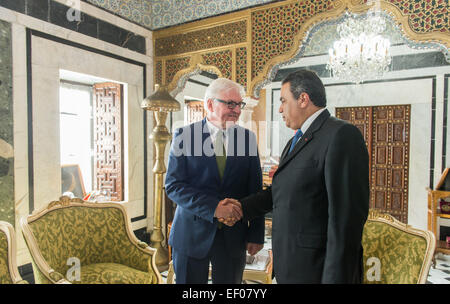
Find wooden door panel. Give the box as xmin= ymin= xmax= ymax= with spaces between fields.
xmin=371 ymin=105 xmax=411 ymax=223
xmin=186 ymin=100 xmax=206 ymax=124
xmin=375 ymin=168 xmax=387 ymax=187
xmin=337 ymin=105 xmax=411 ymax=223
xmin=93 ymin=82 xmax=123 ymax=201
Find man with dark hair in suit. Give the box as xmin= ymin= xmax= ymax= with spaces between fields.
xmin=165 ymin=78 xmax=265 ymax=284
xmin=222 ymin=69 xmax=369 ymax=283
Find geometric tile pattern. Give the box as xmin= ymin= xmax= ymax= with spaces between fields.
xmin=251 ymin=0 xmax=334 ymax=79
xmin=83 ymin=0 xmax=449 ymax=35
xmin=387 ymin=0 xmax=449 ymax=34
xmin=202 ymin=50 xmax=233 ymax=80
xmin=165 ymin=57 xmax=191 ymax=85
xmin=84 ymin=0 xmax=276 ymax=30
xmin=155 ymin=60 xmax=163 ymax=85
xmin=155 ymin=20 xmax=247 ymax=57
xmin=236 ymin=47 xmax=248 ymax=89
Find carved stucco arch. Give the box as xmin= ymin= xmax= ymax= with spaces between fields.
xmin=168 ymin=54 xmax=223 ymax=97
xmin=249 ymin=0 xmax=450 ymax=98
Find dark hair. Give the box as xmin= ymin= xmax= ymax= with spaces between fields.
xmin=281 ymin=69 xmax=327 ymax=107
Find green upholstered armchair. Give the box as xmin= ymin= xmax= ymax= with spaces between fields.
xmin=20 ymin=196 xmax=162 ymax=284
xmin=0 ymin=221 xmax=28 ymax=284
xmin=362 ymin=210 xmax=435 ymax=284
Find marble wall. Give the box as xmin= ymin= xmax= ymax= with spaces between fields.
xmin=1 ymin=0 xmax=147 ymax=54
xmin=31 ymin=35 xmax=146 ymax=218
xmin=0 ymin=4 xmax=153 ymax=266
xmin=0 ymin=20 xmax=14 ymax=225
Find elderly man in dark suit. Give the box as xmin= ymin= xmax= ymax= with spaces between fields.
xmin=222 ymin=69 xmax=369 ymax=283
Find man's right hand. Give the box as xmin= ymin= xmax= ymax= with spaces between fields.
xmin=215 ymin=198 xmax=242 ymax=226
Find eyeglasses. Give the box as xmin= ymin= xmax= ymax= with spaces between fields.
xmin=214 ymin=98 xmax=246 ymax=109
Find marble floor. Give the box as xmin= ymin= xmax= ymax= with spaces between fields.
xmin=427 ymin=254 xmax=450 ymax=284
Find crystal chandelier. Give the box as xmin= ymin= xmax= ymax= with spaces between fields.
xmin=327 ymin=12 xmax=392 ymax=84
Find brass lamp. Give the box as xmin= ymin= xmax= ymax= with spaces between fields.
xmin=142 ymin=84 xmax=180 ymax=270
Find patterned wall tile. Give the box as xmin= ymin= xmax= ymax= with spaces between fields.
xmin=202 ymin=50 xmax=233 ymax=79
xmin=165 ymin=57 xmax=191 ymax=84
xmin=236 ymin=47 xmax=248 ymax=88
xmin=155 ymin=60 xmax=163 ymax=85
xmin=251 ymin=1 xmax=335 ymax=79
xmin=82 ymin=0 xmax=449 ymax=35
xmin=0 ymin=20 xmax=14 ymax=225
xmin=387 ymin=0 xmax=448 ymax=33
xmin=84 ymin=0 xmax=276 ymax=30
xmin=155 ymin=20 xmax=246 ymax=57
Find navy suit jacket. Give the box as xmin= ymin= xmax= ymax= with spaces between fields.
xmin=165 ymin=118 xmax=264 ymax=259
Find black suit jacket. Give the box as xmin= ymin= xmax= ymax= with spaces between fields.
xmin=241 ymin=109 xmax=369 ymax=283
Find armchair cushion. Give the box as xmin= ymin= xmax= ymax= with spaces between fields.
xmin=0 ymin=231 xmax=13 ymax=284
xmin=21 ymin=197 xmax=161 ymax=284
xmin=0 ymin=221 xmax=27 ymax=284
xmin=75 ymin=263 xmax=155 ymax=284
xmin=362 ymin=211 xmax=435 ymax=284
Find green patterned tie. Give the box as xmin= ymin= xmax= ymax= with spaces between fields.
xmin=214 ymin=131 xmax=226 ymax=180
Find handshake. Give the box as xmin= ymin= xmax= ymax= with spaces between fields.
xmin=214 ymin=198 xmax=243 ymax=226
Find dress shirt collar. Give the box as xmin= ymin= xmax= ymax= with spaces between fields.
xmin=300 ymin=107 xmax=327 ymax=135
xmin=206 ymin=118 xmax=232 ymax=154
xmin=205 ymin=117 xmax=223 ymax=139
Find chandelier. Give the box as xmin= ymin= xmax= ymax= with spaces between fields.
xmin=327 ymin=12 xmax=392 ymax=84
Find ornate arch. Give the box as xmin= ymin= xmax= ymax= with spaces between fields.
xmin=168 ymin=53 xmax=223 ymax=96
xmin=153 ymin=0 xmax=449 ymax=100
xmin=153 ymin=13 xmax=250 ymax=97
xmin=249 ymin=0 xmax=450 ymax=97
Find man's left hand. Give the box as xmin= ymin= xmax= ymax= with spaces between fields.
xmin=247 ymin=243 xmax=264 ymax=256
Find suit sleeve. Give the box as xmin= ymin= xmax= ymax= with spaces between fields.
xmin=165 ymin=128 xmax=220 ymax=223
xmin=240 ymin=187 xmax=273 ymax=221
xmin=245 ymin=133 xmax=265 ymax=244
xmin=322 ymin=124 xmax=369 ymax=283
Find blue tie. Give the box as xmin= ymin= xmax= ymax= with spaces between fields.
xmin=288 ymin=129 xmax=303 ymax=154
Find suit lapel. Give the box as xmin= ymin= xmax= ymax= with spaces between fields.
xmin=276 ymin=109 xmax=330 ymax=175
xmin=201 ymin=118 xmax=222 ymax=185
xmin=279 ymin=138 xmax=291 ymax=162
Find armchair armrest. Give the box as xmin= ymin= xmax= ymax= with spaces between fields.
xmin=116 ymin=237 xmax=162 ymax=284
xmin=48 ymin=270 xmax=71 ymax=284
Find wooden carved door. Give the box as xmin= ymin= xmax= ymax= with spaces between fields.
xmin=336 ymin=105 xmax=411 ymax=223
xmin=335 ymin=107 xmax=373 ymax=185
xmin=186 ymin=99 xmax=206 ymax=124
xmin=93 ymin=82 xmax=123 ymax=201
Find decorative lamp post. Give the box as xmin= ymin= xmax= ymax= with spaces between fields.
xmin=141 ymin=84 xmax=180 ymax=270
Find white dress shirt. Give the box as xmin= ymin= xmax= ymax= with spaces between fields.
xmin=293 ymin=108 xmax=327 ymax=145
xmin=206 ymin=118 xmax=229 ymax=155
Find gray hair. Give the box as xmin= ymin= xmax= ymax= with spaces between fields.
xmin=203 ymin=78 xmax=245 ymax=113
